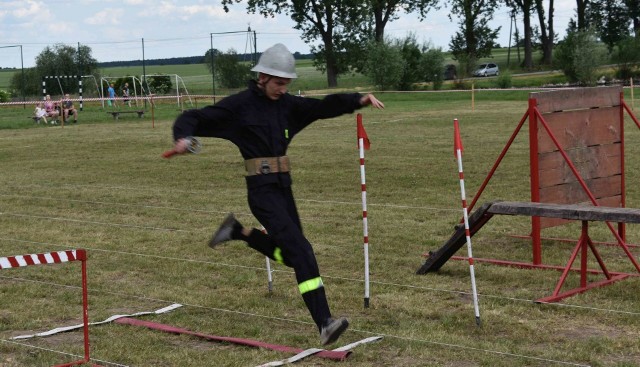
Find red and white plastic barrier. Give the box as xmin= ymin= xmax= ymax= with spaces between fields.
xmin=1 ymin=249 xmax=91 ymax=367
xmin=0 ymin=249 xmax=81 ymax=269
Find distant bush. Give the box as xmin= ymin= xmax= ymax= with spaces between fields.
xmin=146 ymin=75 xmax=173 ymax=95
xmin=215 ymin=50 xmax=252 ymax=89
xmin=420 ymin=47 xmax=446 ymax=90
xmin=495 ymin=71 xmax=513 ymax=88
xmin=554 ymin=29 xmax=607 ymax=86
xmin=613 ymin=36 xmax=640 ymax=81
xmin=453 ymin=79 xmax=471 ymax=90
xmin=362 ymin=40 xmax=403 ymax=91
xmin=0 ymin=90 xmax=9 ymax=102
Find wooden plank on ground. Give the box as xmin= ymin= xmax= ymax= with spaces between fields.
xmin=537 ymin=107 xmax=621 ymax=153
xmin=531 ymin=86 xmax=622 ymax=113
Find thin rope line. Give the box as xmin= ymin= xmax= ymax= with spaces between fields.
xmin=0 ymin=193 xmax=231 ymax=214
xmin=0 ymin=339 xmax=129 ymax=367
xmin=2 ymin=237 xmax=639 ymax=317
xmin=0 ymin=187 xmax=458 ymax=212
xmin=0 ymin=275 xmax=591 ymax=367
xmin=0 ymin=213 xmax=189 ymax=232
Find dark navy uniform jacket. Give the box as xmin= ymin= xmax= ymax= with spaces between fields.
xmin=173 ymin=80 xmax=365 ymax=188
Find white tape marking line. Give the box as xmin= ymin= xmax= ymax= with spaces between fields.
xmin=331 ymin=335 xmax=383 ymax=351
xmin=256 ymin=348 xmax=324 ymax=367
xmin=255 ymin=336 xmax=383 ymax=367
xmin=11 ymin=303 xmax=182 ymax=340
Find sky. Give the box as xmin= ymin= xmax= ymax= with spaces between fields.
xmin=0 ymin=0 xmax=578 ymax=69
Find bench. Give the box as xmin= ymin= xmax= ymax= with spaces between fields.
xmin=30 ymin=116 xmax=57 ymax=125
xmin=107 ymin=110 xmax=145 ymax=120
xmin=417 ymin=201 xmax=640 ymax=302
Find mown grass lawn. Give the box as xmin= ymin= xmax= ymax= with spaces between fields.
xmin=1 ymin=88 xmax=640 ymax=366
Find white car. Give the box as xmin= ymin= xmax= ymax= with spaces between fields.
xmin=473 ymin=63 xmax=499 ymax=77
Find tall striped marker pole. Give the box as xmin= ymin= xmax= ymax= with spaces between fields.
xmin=454 ymin=118 xmax=481 ymax=326
xmin=357 ymin=113 xmax=371 ymax=308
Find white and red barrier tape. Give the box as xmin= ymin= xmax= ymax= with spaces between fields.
xmin=0 ymin=249 xmax=82 ymax=269
xmin=0 ymin=94 xmax=217 ymax=107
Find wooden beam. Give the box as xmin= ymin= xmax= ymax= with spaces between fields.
xmin=487 ymin=201 xmax=640 ymax=223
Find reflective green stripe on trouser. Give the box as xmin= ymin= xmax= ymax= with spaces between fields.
xmin=298 ymin=277 xmax=323 ymax=294
xmin=273 ymin=247 xmax=284 ymax=264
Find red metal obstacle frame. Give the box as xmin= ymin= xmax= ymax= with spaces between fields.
xmin=464 ymin=86 xmax=640 ymax=302
xmin=0 ymin=249 xmax=91 ymax=367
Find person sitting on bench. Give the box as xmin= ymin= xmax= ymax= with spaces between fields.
xmin=44 ymin=94 xmax=59 ymax=124
xmin=33 ymin=103 xmax=48 ymax=124
xmin=62 ymin=94 xmax=78 ymax=123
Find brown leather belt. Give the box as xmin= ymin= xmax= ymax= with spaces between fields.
xmin=245 ymin=156 xmax=290 ymax=176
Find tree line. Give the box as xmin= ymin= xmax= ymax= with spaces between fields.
xmin=218 ymin=0 xmax=639 ymax=87
xmin=4 ymin=0 xmax=640 ymax=99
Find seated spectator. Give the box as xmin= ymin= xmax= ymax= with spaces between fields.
xmin=62 ymin=94 xmax=78 ymax=123
xmin=44 ymin=94 xmax=59 ymax=124
xmin=33 ymin=103 xmax=48 ymax=124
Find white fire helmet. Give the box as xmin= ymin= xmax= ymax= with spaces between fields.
xmin=251 ymin=43 xmax=297 ymax=79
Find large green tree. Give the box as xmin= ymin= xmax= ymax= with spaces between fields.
xmin=627 ymin=0 xmax=640 ymax=36
xmin=576 ymin=0 xmax=590 ymax=29
xmin=10 ymin=44 xmax=98 ymax=97
xmin=370 ymin=0 xmax=439 ymax=42
xmin=448 ymin=0 xmax=500 ymax=76
xmin=505 ymin=0 xmax=535 ymax=69
xmin=222 ymin=0 xmax=369 ymax=87
xmin=535 ymin=0 xmax=555 ymax=66
xmin=588 ymin=0 xmax=634 ymax=51
xmin=221 ymin=0 xmax=438 ymax=87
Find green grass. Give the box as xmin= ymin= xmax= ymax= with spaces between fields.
xmin=1 ymin=90 xmax=640 ymax=366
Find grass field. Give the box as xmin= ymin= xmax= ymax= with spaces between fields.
xmin=1 ymin=89 xmax=640 ymax=366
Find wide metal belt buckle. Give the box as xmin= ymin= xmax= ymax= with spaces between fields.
xmin=260 ymin=160 xmax=271 ymax=174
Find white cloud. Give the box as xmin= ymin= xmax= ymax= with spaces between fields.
xmin=11 ymin=0 xmax=47 ymax=18
xmin=85 ymin=8 xmax=125 ymax=25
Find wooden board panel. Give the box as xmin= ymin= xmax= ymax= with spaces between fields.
xmin=540 ymin=196 xmax=622 ymax=228
xmin=539 ymin=175 xmax=621 ymax=204
xmin=538 ymin=144 xmax=621 ymax=188
xmin=531 ymin=86 xmax=622 ymax=113
xmin=537 ymin=107 xmax=621 ymax=153
xmin=488 ymin=200 xmax=639 ymax=223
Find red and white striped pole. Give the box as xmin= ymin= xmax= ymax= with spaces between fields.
xmin=357 ymin=113 xmax=371 ymax=308
xmin=454 ymin=119 xmax=481 ymax=326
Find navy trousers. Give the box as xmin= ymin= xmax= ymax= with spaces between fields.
xmin=246 ymin=183 xmax=331 ymax=330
